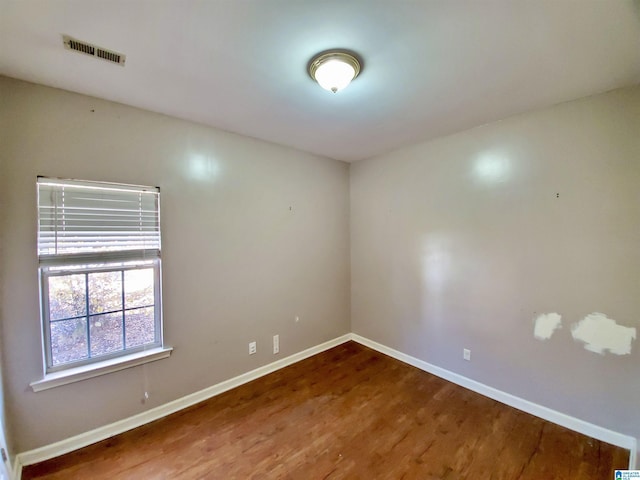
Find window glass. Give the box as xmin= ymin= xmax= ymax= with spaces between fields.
xmin=48 ymin=274 xmax=86 ymax=321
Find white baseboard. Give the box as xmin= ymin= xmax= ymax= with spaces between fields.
xmin=12 ymin=459 xmax=20 ymax=480
xmin=12 ymin=332 xmax=637 ymax=478
xmin=13 ymin=333 xmax=351 ymax=477
xmin=350 ymin=333 xmax=638 ymax=470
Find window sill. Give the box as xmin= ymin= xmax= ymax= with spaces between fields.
xmin=30 ymin=347 xmax=173 ymax=392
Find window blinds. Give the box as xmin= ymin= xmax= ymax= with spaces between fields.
xmin=37 ymin=178 xmax=160 ymax=260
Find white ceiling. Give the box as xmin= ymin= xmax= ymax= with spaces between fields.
xmin=1 ymin=1 xmax=639 ymax=162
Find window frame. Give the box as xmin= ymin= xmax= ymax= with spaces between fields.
xmin=36 ymin=177 xmax=166 ymax=376
xmin=40 ymin=258 xmax=163 ymax=373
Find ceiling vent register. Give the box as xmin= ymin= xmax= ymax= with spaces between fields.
xmin=63 ymin=35 xmax=126 ymax=66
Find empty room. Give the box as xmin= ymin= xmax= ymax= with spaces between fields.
xmin=0 ymin=1 xmax=639 ymax=478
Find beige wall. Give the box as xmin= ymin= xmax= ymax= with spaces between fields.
xmin=0 ymin=76 xmax=351 ymax=451
xmin=351 ymin=87 xmax=640 ymax=444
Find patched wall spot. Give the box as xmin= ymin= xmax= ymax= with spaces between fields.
xmin=534 ymin=312 xmax=563 ymax=340
xmin=571 ymin=313 xmax=636 ymax=355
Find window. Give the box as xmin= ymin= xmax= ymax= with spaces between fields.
xmin=37 ymin=177 xmax=163 ymax=373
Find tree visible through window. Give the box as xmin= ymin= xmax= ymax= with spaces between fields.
xmin=37 ymin=178 xmax=163 ymax=372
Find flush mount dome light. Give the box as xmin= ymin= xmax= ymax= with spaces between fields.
xmin=308 ymin=50 xmax=361 ymax=93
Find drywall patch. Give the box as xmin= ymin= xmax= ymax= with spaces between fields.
xmin=571 ymin=313 xmax=636 ymax=355
xmin=534 ymin=312 xmax=562 ymax=340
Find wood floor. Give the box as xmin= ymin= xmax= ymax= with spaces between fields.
xmin=23 ymin=342 xmax=628 ymax=479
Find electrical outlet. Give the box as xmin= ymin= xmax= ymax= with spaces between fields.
xmin=273 ymin=334 xmax=279 ymax=354
xmin=249 ymin=341 xmax=257 ymax=355
xmin=463 ymin=348 xmax=471 ymax=361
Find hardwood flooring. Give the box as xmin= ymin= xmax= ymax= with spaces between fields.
xmin=23 ymin=342 xmax=628 ymax=479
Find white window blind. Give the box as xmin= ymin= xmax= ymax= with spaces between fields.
xmin=37 ymin=178 xmax=160 ymax=261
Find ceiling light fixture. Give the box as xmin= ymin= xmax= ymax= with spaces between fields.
xmin=308 ymin=50 xmax=362 ymax=93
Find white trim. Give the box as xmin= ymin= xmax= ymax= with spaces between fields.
xmin=16 ymin=334 xmax=351 ymax=470
xmin=30 ymin=347 xmax=173 ymax=392
xmin=629 ymin=438 xmax=638 ymax=470
xmin=12 ymin=459 xmax=20 ymax=480
xmin=350 ymin=333 xmax=637 ymax=465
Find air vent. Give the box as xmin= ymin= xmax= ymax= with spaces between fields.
xmin=63 ymin=35 xmax=126 ymax=66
